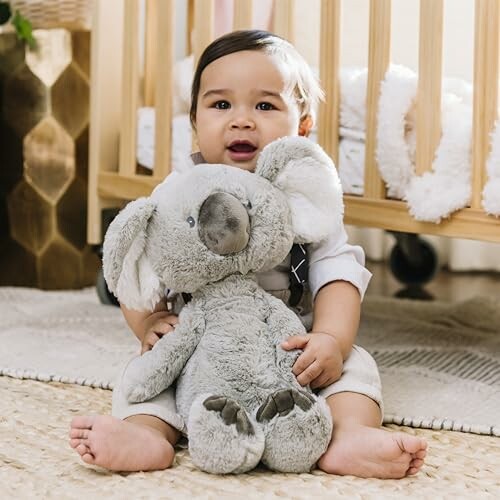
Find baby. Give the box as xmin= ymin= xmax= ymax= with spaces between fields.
xmin=70 ymin=29 xmax=427 ymax=478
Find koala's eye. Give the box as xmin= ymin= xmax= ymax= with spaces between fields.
xmin=246 ymin=201 xmax=252 ymax=210
xmin=187 ymin=216 xmax=196 ymax=228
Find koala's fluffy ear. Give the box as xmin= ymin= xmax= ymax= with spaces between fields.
xmin=256 ymin=136 xmax=344 ymax=243
xmin=102 ymin=197 xmax=163 ymax=311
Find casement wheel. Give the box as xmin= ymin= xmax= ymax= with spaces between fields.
xmin=389 ymin=233 xmax=438 ymax=287
xmin=96 ymin=266 xmax=119 ymax=306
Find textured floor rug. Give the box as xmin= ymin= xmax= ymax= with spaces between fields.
xmin=0 ymin=287 xmax=499 ymax=436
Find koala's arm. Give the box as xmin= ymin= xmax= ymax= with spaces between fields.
xmin=122 ymin=304 xmax=205 ymax=403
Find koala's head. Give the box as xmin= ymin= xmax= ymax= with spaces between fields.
xmin=103 ymin=137 xmax=343 ymax=311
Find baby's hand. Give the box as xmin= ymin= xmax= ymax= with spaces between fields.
xmin=281 ymin=332 xmax=343 ymax=389
xmin=141 ymin=314 xmax=179 ymax=354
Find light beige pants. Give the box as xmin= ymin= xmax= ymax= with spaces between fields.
xmin=112 ymin=344 xmax=383 ymax=435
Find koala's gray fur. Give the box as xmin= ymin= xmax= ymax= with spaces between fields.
xmin=103 ymin=137 xmax=344 ymax=474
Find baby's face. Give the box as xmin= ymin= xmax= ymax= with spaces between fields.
xmin=195 ymin=50 xmax=302 ymax=172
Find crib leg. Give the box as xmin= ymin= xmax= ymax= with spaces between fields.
xmin=389 ymin=232 xmax=438 ymax=299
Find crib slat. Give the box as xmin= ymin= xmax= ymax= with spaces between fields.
xmin=193 ymin=0 xmax=214 ymax=65
xmin=87 ymin=0 xmax=124 ymax=244
xmin=118 ymin=0 xmax=140 ymax=177
xmin=364 ymin=0 xmax=391 ymax=199
xmin=472 ymin=0 xmax=499 ymax=209
xmin=317 ymin=0 xmax=340 ymax=165
xmin=153 ymin=0 xmax=175 ymax=180
xmin=272 ymin=0 xmax=295 ymax=43
xmin=416 ymin=0 xmax=443 ymax=176
xmin=233 ymin=0 xmax=253 ymax=30
xmin=144 ymin=0 xmax=157 ymax=107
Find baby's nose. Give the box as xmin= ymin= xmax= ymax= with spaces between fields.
xmin=198 ymin=193 xmax=250 ymax=255
xmin=230 ymin=113 xmax=255 ymax=129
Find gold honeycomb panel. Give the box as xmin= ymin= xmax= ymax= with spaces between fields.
xmin=0 ymin=29 xmax=99 ymax=289
xmin=24 ymin=116 xmax=75 ymax=202
xmin=58 ymin=178 xmax=87 ymax=250
xmin=25 ymin=29 xmax=71 ymax=86
xmin=3 ymin=64 xmax=48 ymax=137
xmin=7 ymin=180 xmax=53 ymax=254
xmin=71 ymin=30 xmax=90 ymax=78
xmin=75 ymin=128 xmax=89 ymax=180
xmin=0 ymin=33 xmax=24 ymax=78
xmin=38 ymin=237 xmax=84 ymax=290
xmin=52 ymin=63 xmax=89 ymax=139
xmin=0 ymin=239 xmax=37 ymax=287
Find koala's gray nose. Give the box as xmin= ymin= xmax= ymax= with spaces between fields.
xmin=198 ymin=192 xmax=250 ymax=255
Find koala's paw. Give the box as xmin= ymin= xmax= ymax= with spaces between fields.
xmin=122 ymin=355 xmax=157 ymax=403
xmin=256 ymin=388 xmax=315 ymax=423
xmin=203 ymin=396 xmax=255 ymax=435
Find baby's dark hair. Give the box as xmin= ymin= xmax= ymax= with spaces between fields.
xmin=189 ymin=29 xmax=323 ymax=129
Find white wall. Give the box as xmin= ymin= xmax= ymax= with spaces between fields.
xmin=296 ymin=0 xmax=475 ymax=81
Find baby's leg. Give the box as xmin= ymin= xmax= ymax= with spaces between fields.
xmin=69 ymin=414 xmax=179 ymax=472
xmin=318 ymin=392 xmax=427 ymax=478
xmin=69 ymin=360 xmax=184 ymax=472
xmin=317 ymin=346 xmax=427 ymax=479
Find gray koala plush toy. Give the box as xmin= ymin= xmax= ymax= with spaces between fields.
xmin=103 ymin=136 xmax=344 ymax=474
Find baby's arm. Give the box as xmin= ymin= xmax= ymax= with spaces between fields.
xmin=312 ymin=280 xmax=360 ymax=360
xmin=121 ymin=299 xmax=179 ymax=354
xmin=282 ymin=281 xmax=360 ymax=389
xmin=282 ymin=225 xmax=370 ymax=389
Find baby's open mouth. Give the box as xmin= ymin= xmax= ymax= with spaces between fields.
xmin=228 ymin=141 xmax=257 ymax=153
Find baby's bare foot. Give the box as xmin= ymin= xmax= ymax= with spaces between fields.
xmin=69 ymin=415 xmax=175 ymax=472
xmin=317 ymin=424 xmax=427 ymax=479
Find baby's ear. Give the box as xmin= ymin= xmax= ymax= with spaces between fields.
xmin=102 ymin=197 xmax=163 ymax=311
xmin=256 ymin=136 xmax=344 ymax=243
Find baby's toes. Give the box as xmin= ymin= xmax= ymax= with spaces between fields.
xmin=413 ymin=448 xmax=427 ymax=460
xmin=81 ymin=452 xmax=97 ymax=465
xmin=407 ymin=466 xmax=419 ymax=476
xmin=410 ymin=457 xmax=425 ymax=469
xmin=69 ymin=438 xmax=84 ymax=449
xmin=407 ymin=458 xmax=425 ymax=476
xmin=69 ymin=428 xmax=90 ymax=440
xmin=75 ymin=442 xmax=91 ymax=457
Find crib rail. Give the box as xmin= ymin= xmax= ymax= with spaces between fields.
xmin=88 ymin=0 xmax=500 ymax=245
xmin=322 ymin=0 xmax=500 ymax=241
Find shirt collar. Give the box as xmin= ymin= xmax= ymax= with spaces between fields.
xmin=190 ymin=152 xmax=205 ymax=165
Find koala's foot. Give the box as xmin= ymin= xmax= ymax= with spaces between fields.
xmin=256 ymin=388 xmax=314 ymax=422
xmin=203 ymin=395 xmax=254 ymax=435
xmin=257 ymin=389 xmax=333 ymax=473
xmin=187 ymin=394 xmax=265 ymax=474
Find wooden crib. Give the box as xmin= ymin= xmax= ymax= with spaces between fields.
xmin=87 ymin=0 xmax=500 ymax=247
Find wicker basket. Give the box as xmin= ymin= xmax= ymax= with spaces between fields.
xmin=11 ymin=0 xmax=91 ymax=30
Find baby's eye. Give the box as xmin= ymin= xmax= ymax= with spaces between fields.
xmin=213 ymin=100 xmax=230 ymax=110
xmin=256 ymin=102 xmax=275 ymax=111
xmin=187 ymin=216 xmax=196 ymax=228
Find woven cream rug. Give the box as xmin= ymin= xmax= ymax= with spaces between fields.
xmin=1 ymin=287 xmax=500 ymax=498
xmin=1 ymin=376 xmax=499 ymax=498
xmin=0 ymin=287 xmax=499 ymax=436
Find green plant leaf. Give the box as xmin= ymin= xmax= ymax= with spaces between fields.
xmin=0 ymin=2 xmax=12 ymax=25
xmin=11 ymin=10 xmax=35 ymax=49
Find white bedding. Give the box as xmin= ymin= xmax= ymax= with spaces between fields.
xmin=136 ymin=60 xmax=500 ymax=220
